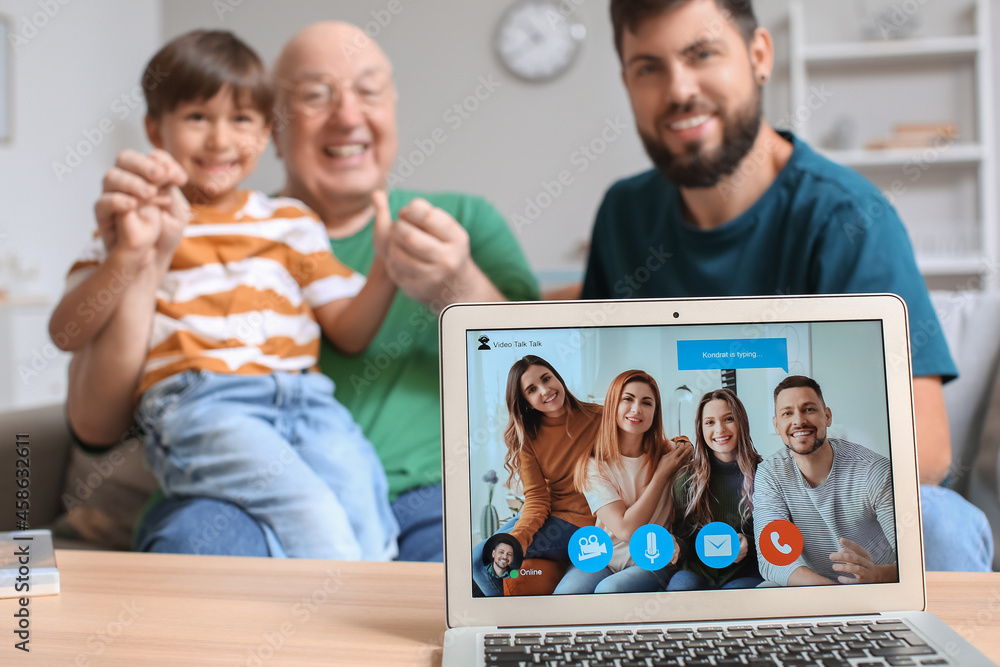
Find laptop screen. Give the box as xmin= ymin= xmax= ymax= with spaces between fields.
xmin=466 ymin=319 xmax=898 ymax=598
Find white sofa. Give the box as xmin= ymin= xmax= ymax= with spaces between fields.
xmin=931 ymin=290 xmax=1000 ymax=570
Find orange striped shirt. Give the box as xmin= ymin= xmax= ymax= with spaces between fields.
xmin=66 ymin=191 xmax=365 ymax=397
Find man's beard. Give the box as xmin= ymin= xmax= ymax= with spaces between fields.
xmin=639 ymin=88 xmax=763 ymax=189
xmin=785 ymin=434 xmax=827 ymax=457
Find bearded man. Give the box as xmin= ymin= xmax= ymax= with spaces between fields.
xmin=754 ymin=376 xmax=897 ymax=586
xmin=581 ymin=0 xmax=992 ymax=571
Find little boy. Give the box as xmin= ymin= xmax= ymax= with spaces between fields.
xmin=50 ymin=30 xmax=399 ymax=560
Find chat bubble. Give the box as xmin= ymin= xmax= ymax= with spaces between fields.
xmin=677 ymin=338 xmax=789 ymax=372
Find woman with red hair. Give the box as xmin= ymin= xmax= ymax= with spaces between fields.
xmin=555 ymin=369 xmax=692 ymax=594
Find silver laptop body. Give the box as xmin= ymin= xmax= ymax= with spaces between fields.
xmin=439 ymin=295 xmax=994 ymax=666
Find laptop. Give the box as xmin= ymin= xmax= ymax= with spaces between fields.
xmin=439 ymin=294 xmax=995 ymax=666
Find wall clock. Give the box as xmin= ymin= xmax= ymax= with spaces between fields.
xmin=495 ymin=0 xmax=586 ymax=82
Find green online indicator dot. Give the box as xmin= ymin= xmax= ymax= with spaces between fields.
xmin=510 ymin=571 xmax=518 ymax=578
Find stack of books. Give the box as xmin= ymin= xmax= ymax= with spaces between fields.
xmin=0 ymin=529 xmax=60 ymax=598
xmin=865 ymin=123 xmax=958 ymax=150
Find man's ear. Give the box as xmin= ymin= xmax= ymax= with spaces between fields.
xmin=145 ymin=115 xmax=164 ymax=149
xmin=772 ymin=415 xmax=778 ymax=431
xmin=825 ymin=407 xmax=832 ymax=426
xmin=749 ymin=26 xmax=774 ymax=83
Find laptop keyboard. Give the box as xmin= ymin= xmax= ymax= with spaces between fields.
xmin=483 ymin=618 xmax=950 ymax=666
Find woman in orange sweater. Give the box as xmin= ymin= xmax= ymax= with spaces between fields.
xmin=472 ymin=355 xmax=602 ymax=596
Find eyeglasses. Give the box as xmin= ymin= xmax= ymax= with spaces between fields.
xmin=284 ymin=71 xmax=393 ymax=115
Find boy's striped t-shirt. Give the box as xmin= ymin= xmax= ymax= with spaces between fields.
xmin=65 ymin=190 xmax=365 ymax=398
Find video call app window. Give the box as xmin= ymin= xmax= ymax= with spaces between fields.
xmin=467 ymin=322 xmax=898 ymax=596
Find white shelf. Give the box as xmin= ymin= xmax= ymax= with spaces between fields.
xmin=804 ymin=35 xmax=980 ymax=65
xmin=789 ymin=0 xmax=996 ymax=287
xmin=820 ymin=144 xmax=983 ymax=168
xmin=917 ymin=256 xmax=987 ymax=276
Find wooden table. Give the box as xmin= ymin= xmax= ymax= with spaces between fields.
xmin=3 ymin=550 xmax=999 ymax=665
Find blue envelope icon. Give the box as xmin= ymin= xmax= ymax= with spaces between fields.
xmin=704 ymin=534 xmax=732 ymax=558
xmin=696 ymin=522 xmax=739 ymax=568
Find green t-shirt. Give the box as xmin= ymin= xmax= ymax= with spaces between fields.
xmin=320 ymin=189 xmax=539 ymax=500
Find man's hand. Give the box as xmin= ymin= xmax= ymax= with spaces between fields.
xmin=371 ymin=190 xmax=392 ymax=259
xmin=787 ymin=565 xmax=837 ymax=586
xmin=380 ymin=197 xmax=473 ymax=306
xmin=830 ymin=537 xmax=896 ymax=584
xmin=95 ymin=149 xmax=189 ymax=268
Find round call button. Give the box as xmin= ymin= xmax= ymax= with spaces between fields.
xmin=758 ymin=520 xmax=804 ymax=567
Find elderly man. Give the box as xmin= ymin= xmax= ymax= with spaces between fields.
xmin=66 ymin=23 xmax=538 ymax=561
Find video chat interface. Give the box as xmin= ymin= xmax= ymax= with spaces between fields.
xmin=467 ymin=320 xmax=898 ymax=596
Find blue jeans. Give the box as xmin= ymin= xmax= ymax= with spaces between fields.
xmin=137 ymin=370 xmax=398 ymax=560
xmin=472 ymin=515 xmax=579 ymax=596
xmin=391 ymin=484 xmax=444 ymax=562
xmin=135 ymin=484 xmax=444 ymax=562
xmin=554 ymin=563 xmax=675 ymax=594
xmin=667 ymin=569 xmax=763 ymax=591
xmin=921 ymin=485 xmax=994 ymax=572
xmin=135 ymin=495 xmax=277 ymax=556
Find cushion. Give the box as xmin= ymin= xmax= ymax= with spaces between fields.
xmin=57 ymin=437 xmax=157 ymax=550
xmin=930 ymin=290 xmax=1000 ymax=571
xmin=503 ymin=558 xmax=568 ymax=596
xmin=969 ymin=364 xmax=1000 ymax=570
xmin=930 ymin=290 xmax=1000 ymax=492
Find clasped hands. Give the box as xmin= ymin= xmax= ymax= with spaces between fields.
xmin=98 ymin=147 xmax=479 ymax=310
xmin=95 ymin=149 xmax=190 ymax=269
xmin=371 ymin=193 xmax=473 ymax=308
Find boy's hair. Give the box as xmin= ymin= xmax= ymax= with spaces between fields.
xmin=143 ymin=30 xmax=274 ymax=123
xmin=610 ymin=0 xmax=758 ymax=60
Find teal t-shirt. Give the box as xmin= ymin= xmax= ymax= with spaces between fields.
xmin=582 ymin=132 xmax=957 ymax=381
xmin=320 ymin=189 xmax=539 ymax=500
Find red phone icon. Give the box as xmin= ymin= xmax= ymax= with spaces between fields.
xmin=759 ymin=520 xmax=803 ymax=566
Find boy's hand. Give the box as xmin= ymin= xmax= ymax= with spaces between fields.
xmin=95 ymin=149 xmax=189 ymax=266
xmin=150 ymin=152 xmax=191 ymax=262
